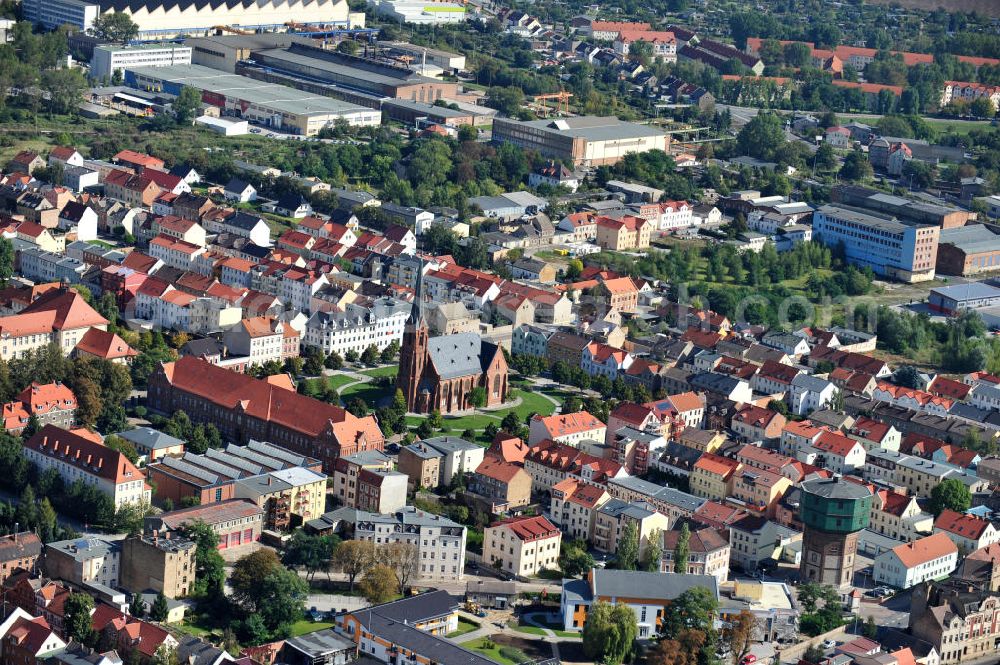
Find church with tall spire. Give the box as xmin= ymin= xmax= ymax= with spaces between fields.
xmin=396 ymin=260 xmax=509 ymax=414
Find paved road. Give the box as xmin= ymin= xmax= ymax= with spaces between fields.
xmin=718 ymin=103 xmax=994 ymax=128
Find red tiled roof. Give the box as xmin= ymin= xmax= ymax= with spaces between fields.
xmin=490 ymin=515 xmax=560 ymax=542
xmin=25 ymin=425 xmax=144 ymax=485
xmin=935 ymin=509 xmax=993 ymax=539
xmin=532 ymin=411 xmax=605 ymax=438
xmin=892 ymin=532 xmax=957 ymax=568
xmin=813 ymin=430 xmax=862 ymax=457
xmin=693 ymin=453 xmax=740 ymax=478
xmin=113 ymin=150 xmax=164 ymax=170
xmin=158 ymin=356 xmax=384 ymax=447
xmin=75 ymin=328 xmax=138 ymax=360
xmin=474 ymin=456 xmax=525 ymax=483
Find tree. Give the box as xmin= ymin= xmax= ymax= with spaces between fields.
xmin=104 ymin=435 xmax=140 ymax=465
xmin=129 ymin=594 xmax=146 ymax=618
xmin=231 ymin=549 xmax=283 ymax=612
xmin=662 ymin=587 xmax=718 ymax=638
xmin=41 ymin=67 xmax=87 ymax=114
xmin=255 ymin=566 xmax=309 ymax=636
xmin=152 ymin=645 xmax=178 ymax=665
xmin=673 ymin=522 xmax=690 ymax=574
xmin=863 ymin=615 xmax=877 ymax=639
xmin=724 ymin=611 xmax=756 ymax=664
xmin=149 ymin=591 xmax=169 ymax=622
xmin=559 ymin=541 xmax=595 ymax=578
xmin=485 ymin=86 xmax=524 ymax=116
xmin=37 ymin=497 xmax=57 ymax=543
xmin=804 ymin=644 xmax=825 ymax=664
xmin=642 ymin=528 xmax=662 ymax=572
xmin=325 ymin=351 xmax=343 ymax=370
xmin=467 ymin=386 xmax=487 ymax=408
xmin=813 ymin=143 xmax=838 ymax=171
xmin=929 ymin=478 xmax=972 ymax=517
xmin=89 ymin=11 xmax=139 ymax=43
xmin=893 ymin=365 xmax=923 ymax=389
xmin=65 ymin=593 xmax=96 ymax=644
xmin=840 ymin=151 xmax=874 ymax=182
xmin=0 ymin=238 xmax=13 ymax=284
xmin=173 ymin=86 xmax=203 ymax=125
xmin=360 ymin=564 xmax=398 ymax=604
xmin=617 ymin=520 xmax=639 ymax=571
xmin=736 ymin=113 xmax=786 ymax=162
xmin=284 ymin=531 xmax=339 ymax=581
xmin=379 ymin=541 xmax=419 ymax=594
xmin=333 ymin=540 xmax=375 ymax=591
xmin=180 ymin=521 xmax=226 ymax=600
xmin=582 ymin=601 xmax=637 ymax=665
xmin=337 ymin=40 xmax=359 ymax=55
xmin=361 ymin=345 xmax=380 ymax=365
xmin=970 ymin=97 xmax=995 ymax=119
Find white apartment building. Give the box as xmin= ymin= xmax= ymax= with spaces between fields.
xmin=303 ymin=298 xmax=408 ymax=356
xmin=789 ymin=374 xmax=838 ymax=415
xmin=420 ymin=437 xmax=485 ymax=487
xmin=0 ymin=289 xmax=107 ymax=361
xmin=658 ymin=201 xmax=693 ymax=231
xmin=44 ymin=537 xmax=120 ymax=589
xmin=874 ymin=532 xmax=957 ymax=589
xmin=483 ymin=515 xmax=562 ymax=578
xmin=91 ymin=44 xmax=193 ymax=80
xmin=511 ymin=324 xmax=553 ymax=358
xmin=18 ymin=248 xmax=88 ymax=284
xmin=223 ymin=316 xmax=285 ymax=364
xmin=278 ymin=268 xmax=327 ymax=313
xmin=24 ymin=425 xmax=151 ymax=508
xmin=148 ymin=234 xmax=206 ymax=271
xmin=351 ymin=507 xmax=467 ymax=582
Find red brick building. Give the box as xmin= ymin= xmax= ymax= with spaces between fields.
xmin=397 ymin=300 xmax=509 ymax=415
xmin=148 ymin=356 xmax=383 ymax=472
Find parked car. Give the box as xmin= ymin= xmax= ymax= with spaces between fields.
xmin=823 ymin=640 xmax=837 ymax=649
xmin=740 ymin=655 xmax=757 ymax=665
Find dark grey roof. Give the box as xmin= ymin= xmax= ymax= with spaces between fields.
xmin=46 ymin=537 xmax=119 ymax=562
xmin=352 ymin=610 xmax=494 ymax=665
xmin=426 ymin=333 xmax=496 ymax=380
xmin=46 ymin=645 xmax=122 ymax=665
xmin=591 ymin=569 xmax=719 ymax=602
xmin=60 ymin=201 xmax=91 ymax=223
xmin=115 ymin=427 xmax=184 ymax=452
xmin=690 ymin=371 xmax=743 ymax=394
xmin=421 ymin=436 xmax=479 ymax=455
xmin=465 ymin=580 xmax=517 ymax=596
xmin=224 ymin=210 xmax=266 ymax=231
xmin=355 ymin=590 xmax=457 ymax=624
xmin=224 ymin=178 xmax=251 ymax=193
xmin=801 ymin=476 xmax=871 ymax=500
xmin=174 ymin=636 xmax=231 ymax=665
xmin=283 ymin=629 xmax=355 ymax=657
xmin=181 ymin=338 xmax=225 ymax=358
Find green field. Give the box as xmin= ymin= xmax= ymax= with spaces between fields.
xmin=466 ymin=638 xmax=518 ymax=665
xmin=289 ymin=619 xmax=335 ymax=636
xmin=447 ymin=617 xmax=481 ymax=638
xmin=360 ymin=366 xmax=400 ymax=378
xmin=326 ymin=374 xmax=359 ymax=390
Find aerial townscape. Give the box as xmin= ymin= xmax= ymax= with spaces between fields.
xmin=3 ymin=1 xmax=1000 ymax=665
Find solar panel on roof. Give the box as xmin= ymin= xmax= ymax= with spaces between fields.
xmin=205 ymin=448 xmax=263 ymax=475
xmin=161 ymin=456 xmax=218 ymax=484
xmin=183 ymin=452 xmax=244 ymax=479
xmin=247 ymin=439 xmax=306 ymax=465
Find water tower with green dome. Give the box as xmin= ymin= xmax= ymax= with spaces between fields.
xmin=799 ymin=476 xmax=873 ymax=589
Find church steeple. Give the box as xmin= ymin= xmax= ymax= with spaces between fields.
xmin=399 ymin=257 xmax=428 ymax=412
xmin=407 ymin=257 xmax=425 ymax=327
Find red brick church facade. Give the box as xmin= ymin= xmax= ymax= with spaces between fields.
xmin=397 ymin=315 xmax=509 ymax=415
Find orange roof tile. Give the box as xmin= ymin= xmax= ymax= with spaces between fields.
xmin=891 ymin=532 xmax=957 ymax=568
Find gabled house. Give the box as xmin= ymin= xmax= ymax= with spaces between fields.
xmin=223 ymin=179 xmax=256 ymax=203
